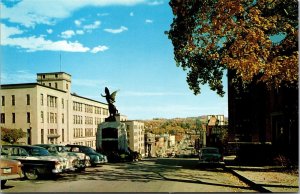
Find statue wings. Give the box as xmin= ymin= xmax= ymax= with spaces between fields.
xmin=110 ymin=90 xmax=119 ymax=102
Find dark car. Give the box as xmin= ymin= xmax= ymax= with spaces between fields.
xmin=198 ymin=147 xmax=224 ymax=166
xmin=65 ymin=145 xmax=107 ymax=166
xmin=1 ymin=145 xmax=70 ymax=180
xmin=0 ymin=158 xmax=24 ymax=186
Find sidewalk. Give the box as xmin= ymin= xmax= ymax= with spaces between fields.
xmin=224 ymin=156 xmax=299 ymax=193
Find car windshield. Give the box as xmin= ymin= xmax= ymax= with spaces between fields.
xmin=202 ymin=148 xmax=219 ymax=154
xmin=29 ymin=148 xmax=51 ymax=156
xmin=56 ymin=146 xmax=67 ymax=152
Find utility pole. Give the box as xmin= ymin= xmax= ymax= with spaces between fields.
xmin=59 ymin=51 xmax=62 ymax=72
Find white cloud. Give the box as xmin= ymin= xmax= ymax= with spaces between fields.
xmin=74 ymin=20 xmax=82 ymax=27
xmin=91 ymin=45 xmax=109 ymax=53
xmin=83 ymin=21 xmax=101 ymax=30
xmin=76 ymin=30 xmax=84 ymax=35
xmin=129 ymin=12 xmax=134 ymax=16
xmin=1 ymin=23 xmax=23 ymax=38
xmin=60 ymin=30 xmax=75 ymax=39
xmin=1 ymin=23 xmax=109 ymax=53
xmin=1 ymin=23 xmax=89 ymax=52
xmin=145 ymin=19 xmax=153 ymax=23
xmin=148 ymin=1 xmax=164 ymax=6
xmin=47 ymin=29 xmax=53 ymax=34
xmin=2 ymin=0 xmax=145 ymax=27
xmin=104 ymin=26 xmax=128 ymax=34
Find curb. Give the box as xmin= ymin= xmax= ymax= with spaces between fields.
xmin=223 ymin=166 xmax=272 ymax=193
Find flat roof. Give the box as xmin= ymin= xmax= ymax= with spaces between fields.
xmin=71 ymin=93 xmax=107 ymax=105
xmin=0 ymin=83 xmax=67 ymax=93
xmin=1 ymin=83 xmax=107 ymax=105
xmin=37 ymin=72 xmax=72 ymax=77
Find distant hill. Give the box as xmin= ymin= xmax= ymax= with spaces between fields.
xmin=141 ymin=116 xmax=210 ymax=134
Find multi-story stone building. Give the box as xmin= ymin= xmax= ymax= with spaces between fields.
xmin=124 ymin=120 xmax=145 ymax=156
xmin=0 ymin=72 xmax=109 ymax=149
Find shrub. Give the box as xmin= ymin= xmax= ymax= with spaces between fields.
xmin=1 ymin=127 xmax=26 ymax=144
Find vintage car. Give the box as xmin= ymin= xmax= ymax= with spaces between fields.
xmin=65 ymin=145 xmax=107 ymax=166
xmin=1 ymin=145 xmax=71 ymax=180
xmin=198 ymin=147 xmax=224 ymax=166
xmin=0 ymin=158 xmax=24 ymax=187
xmin=35 ymin=144 xmax=90 ymax=171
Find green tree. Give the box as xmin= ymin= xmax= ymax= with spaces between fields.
xmin=1 ymin=127 xmax=26 ymax=144
xmin=167 ymin=0 xmax=298 ymax=96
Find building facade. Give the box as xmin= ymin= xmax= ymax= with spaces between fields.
xmin=124 ymin=120 xmax=145 ymax=156
xmin=0 ymin=72 xmax=109 ymax=149
xmin=227 ymin=69 xmax=298 ymax=161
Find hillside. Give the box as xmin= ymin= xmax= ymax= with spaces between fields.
xmin=141 ymin=116 xmax=208 ymax=134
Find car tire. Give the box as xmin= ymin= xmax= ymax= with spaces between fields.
xmin=24 ymin=169 xmax=39 ymax=180
xmin=75 ymin=167 xmax=86 ymax=172
xmin=1 ymin=180 xmax=7 ymax=187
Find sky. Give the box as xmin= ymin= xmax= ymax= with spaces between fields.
xmin=0 ymin=0 xmax=228 ymax=120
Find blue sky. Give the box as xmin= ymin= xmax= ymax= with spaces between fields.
xmin=1 ymin=0 xmax=228 ymax=120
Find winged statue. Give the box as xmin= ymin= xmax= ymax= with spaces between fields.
xmin=101 ymin=87 xmax=119 ymax=119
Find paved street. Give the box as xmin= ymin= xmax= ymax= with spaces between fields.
xmin=2 ymin=158 xmax=256 ymax=192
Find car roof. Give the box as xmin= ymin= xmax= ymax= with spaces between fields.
xmin=2 ymin=145 xmax=47 ymax=150
xmin=200 ymin=147 xmax=219 ymax=150
xmin=35 ymin=144 xmax=64 ymax=147
xmin=66 ymin=144 xmax=88 ymax=148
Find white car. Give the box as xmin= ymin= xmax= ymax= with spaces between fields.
xmin=35 ymin=144 xmax=90 ymax=171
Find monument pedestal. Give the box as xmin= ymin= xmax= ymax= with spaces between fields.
xmin=96 ymin=121 xmax=128 ymax=153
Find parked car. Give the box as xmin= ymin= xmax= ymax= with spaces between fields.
xmin=35 ymin=144 xmax=90 ymax=171
xmin=65 ymin=145 xmax=107 ymax=166
xmin=0 ymin=158 xmax=24 ymax=187
xmin=198 ymin=147 xmax=224 ymax=166
xmin=1 ymin=145 xmax=71 ymax=180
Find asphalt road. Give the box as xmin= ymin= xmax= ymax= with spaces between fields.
xmin=1 ymin=158 xmax=256 ymax=192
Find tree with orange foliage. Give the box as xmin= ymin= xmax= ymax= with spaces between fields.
xmin=167 ymin=0 xmax=298 ymax=96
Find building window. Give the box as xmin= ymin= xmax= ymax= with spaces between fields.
xmin=66 ymin=83 xmax=69 ymax=90
xmin=12 ymin=113 xmax=15 ymax=123
xmin=54 ymin=113 xmax=57 ymax=123
xmin=12 ymin=95 xmax=15 ymax=106
xmin=1 ymin=96 xmax=5 ymax=106
xmin=47 ymin=95 xmax=57 ymax=107
xmin=42 ymin=75 xmax=45 ymax=79
xmin=41 ymin=129 xmax=44 ymax=144
xmin=62 ymin=113 xmax=64 ymax=124
xmin=49 ymin=83 xmax=51 ymax=87
xmin=50 ymin=113 xmax=54 ymax=123
xmin=41 ymin=94 xmax=44 ymax=105
xmin=55 ymin=74 xmax=58 ymax=78
xmin=55 ymin=82 xmax=58 ymax=88
xmin=47 ymin=112 xmax=49 ymax=123
xmin=62 ymin=128 xmax=64 ymax=142
xmin=41 ymin=111 xmax=44 ymax=123
xmin=62 ymin=99 xmax=64 ymax=109
xmin=27 ymin=94 xmax=30 ymax=105
xmin=0 ymin=113 xmax=5 ymax=123
xmin=27 ymin=112 xmax=30 ymax=123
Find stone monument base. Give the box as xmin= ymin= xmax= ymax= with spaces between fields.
xmin=96 ymin=121 xmax=128 ymax=153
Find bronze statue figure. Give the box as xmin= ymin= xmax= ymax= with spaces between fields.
xmin=101 ymin=87 xmax=119 ymax=120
